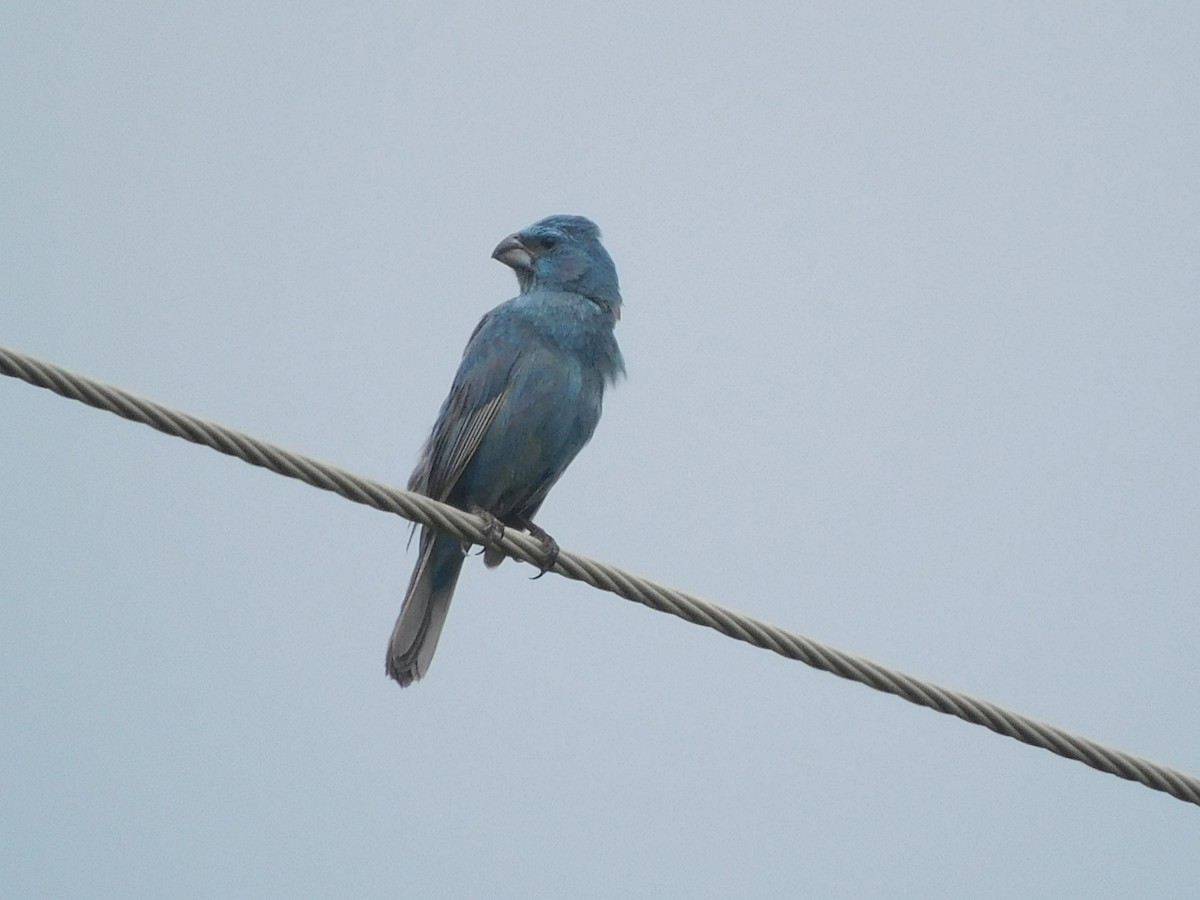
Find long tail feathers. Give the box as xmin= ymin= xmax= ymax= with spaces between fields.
xmin=386 ymin=531 xmax=465 ymax=687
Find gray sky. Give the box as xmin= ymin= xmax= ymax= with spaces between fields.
xmin=3 ymin=3 xmax=1198 ymax=897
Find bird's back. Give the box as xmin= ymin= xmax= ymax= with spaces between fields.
xmin=444 ymin=289 xmax=622 ymax=521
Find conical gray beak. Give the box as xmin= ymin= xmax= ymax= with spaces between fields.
xmin=491 ymin=233 xmax=535 ymax=271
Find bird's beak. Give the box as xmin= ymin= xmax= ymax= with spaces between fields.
xmin=491 ymin=233 xmax=535 ymax=271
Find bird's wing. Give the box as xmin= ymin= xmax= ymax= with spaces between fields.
xmin=423 ymin=384 xmax=511 ymax=501
xmin=410 ymin=310 xmax=522 ymax=502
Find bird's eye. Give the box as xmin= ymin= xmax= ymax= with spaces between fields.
xmin=540 ymin=235 xmax=559 ymax=250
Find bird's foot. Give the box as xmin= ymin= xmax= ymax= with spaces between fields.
xmin=469 ymin=507 xmax=506 ymax=560
xmin=521 ymin=520 xmax=560 ymax=579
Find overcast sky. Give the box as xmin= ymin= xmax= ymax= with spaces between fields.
xmin=3 ymin=3 xmax=1198 ymax=897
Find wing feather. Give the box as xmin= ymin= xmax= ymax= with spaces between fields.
xmin=409 ymin=310 xmax=523 ymax=502
xmin=429 ymin=386 xmax=510 ymax=500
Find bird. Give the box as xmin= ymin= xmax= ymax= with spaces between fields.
xmin=386 ymin=215 xmax=626 ymax=687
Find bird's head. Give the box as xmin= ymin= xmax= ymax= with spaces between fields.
xmin=492 ymin=215 xmax=621 ymax=318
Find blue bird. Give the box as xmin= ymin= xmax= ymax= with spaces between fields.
xmin=386 ymin=215 xmax=625 ymax=686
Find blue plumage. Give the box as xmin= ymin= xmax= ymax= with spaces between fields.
xmin=386 ymin=215 xmax=625 ymax=686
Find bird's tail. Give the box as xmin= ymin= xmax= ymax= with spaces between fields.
xmin=386 ymin=530 xmax=465 ymax=687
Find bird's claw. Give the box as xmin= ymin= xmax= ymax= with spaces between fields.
xmin=469 ymin=507 xmax=506 ymax=555
xmin=523 ymin=521 xmax=560 ymax=578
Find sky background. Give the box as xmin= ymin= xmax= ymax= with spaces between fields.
xmin=3 ymin=3 xmax=1198 ymax=897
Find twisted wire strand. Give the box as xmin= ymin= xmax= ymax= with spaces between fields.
xmin=3 ymin=342 xmax=1198 ymax=808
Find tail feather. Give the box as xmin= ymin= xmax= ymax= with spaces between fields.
xmin=386 ymin=531 xmax=465 ymax=687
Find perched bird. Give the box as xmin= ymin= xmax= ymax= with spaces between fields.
xmin=386 ymin=215 xmax=625 ymax=687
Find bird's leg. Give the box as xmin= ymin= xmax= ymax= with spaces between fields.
xmin=516 ymin=516 xmax=560 ymax=578
xmin=469 ymin=506 xmax=506 ymax=559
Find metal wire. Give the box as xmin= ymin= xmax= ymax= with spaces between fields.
xmin=3 ymin=342 xmax=1197 ymax=808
